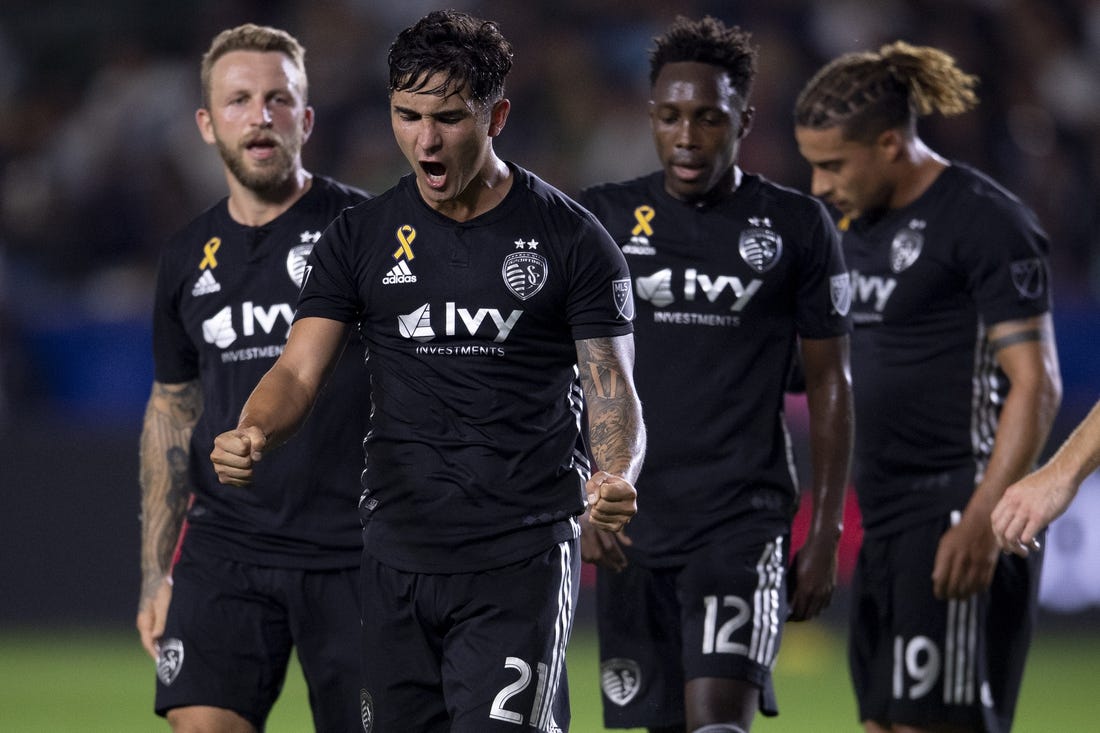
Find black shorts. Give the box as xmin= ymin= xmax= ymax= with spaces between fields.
xmin=596 ymin=523 xmax=788 ymax=729
xmin=849 ymin=512 xmax=1041 ymax=732
xmin=155 ymin=547 xmax=361 ymax=732
xmin=359 ymin=540 xmax=580 ymax=733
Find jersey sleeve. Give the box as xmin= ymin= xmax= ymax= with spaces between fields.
xmin=565 ymin=214 xmax=635 ymax=341
xmin=959 ymin=198 xmax=1052 ymax=326
xmin=795 ymin=200 xmax=852 ymax=339
xmin=151 ymin=249 xmax=198 ymax=384
xmin=294 ymin=209 xmax=364 ymax=324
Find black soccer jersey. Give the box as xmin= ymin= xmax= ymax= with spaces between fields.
xmin=580 ymin=170 xmax=850 ymax=567
xmin=842 ymin=163 xmax=1052 ymax=538
xmin=152 ymin=176 xmax=370 ymax=569
xmin=296 ymin=165 xmax=634 ymax=574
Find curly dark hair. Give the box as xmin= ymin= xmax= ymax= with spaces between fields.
xmin=649 ymin=16 xmax=757 ymax=98
xmin=388 ymin=9 xmax=514 ymax=107
xmin=794 ymin=41 xmax=979 ymax=142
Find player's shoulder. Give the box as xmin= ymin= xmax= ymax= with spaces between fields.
xmin=310 ymin=175 xmax=372 ymax=207
xmin=512 ymin=164 xmax=606 ymax=230
xmin=329 ymin=177 xmax=407 ymax=228
xmin=294 ymin=176 xmax=372 ymax=227
xmin=934 ymin=163 xmax=1047 ymax=247
xmin=738 ymin=173 xmax=834 ymax=236
xmin=742 ymin=172 xmax=827 ymax=214
xmin=942 ymin=163 xmax=1034 ymax=219
xmin=578 ymin=171 xmax=659 ymax=207
xmin=163 ymin=198 xmax=229 ymax=256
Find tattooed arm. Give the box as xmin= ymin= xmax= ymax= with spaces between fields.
xmin=137 ymin=379 xmax=201 ymax=659
xmin=576 ymin=334 xmax=645 ymax=537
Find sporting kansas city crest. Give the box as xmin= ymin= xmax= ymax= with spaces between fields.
xmin=156 ymin=638 xmax=185 ymax=686
xmin=287 ymin=243 xmax=314 ymax=287
xmin=502 ymin=246 xmax=548 ymax=300
xmin=601 ymin=658 xmax=642 ymax=706
xmin=739 ymin=218 xmax=782 ymax=273
xmin=890 ymin=221 xmax=925 ymax=273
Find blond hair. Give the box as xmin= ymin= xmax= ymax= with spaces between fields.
xmin=200 ymin=24 xmax=307 ymax=107
xmin=794 ymin=41 xmax=978 ymax=142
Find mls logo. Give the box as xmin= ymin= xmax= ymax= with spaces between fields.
xmin=601 ymin=658 xmax=642 ymax=706
xmin=1010 ymin=258 xmax=1044 ymax=299
xmin=156 ymin=638 xmax=185 ymax=686
xmin=830 ymin=272 xmax=852 ymax=316
xmin=612 ymin=278 xmax=635 ymax=320
xmin=502 ymin=251 xmax=548 ymax=300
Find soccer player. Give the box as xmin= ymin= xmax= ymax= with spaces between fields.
xmin=579 ymin=17 xmax=853 ymax=733
xmin=993 ymin=396 xmax=1100 ymax=556
xmin=794 ymin=42 xmax=1063 ymax=733
xmin=210 ymin=10 xmax=645 ymax=733
xmin=137 ymin=24 xmax=371 ymax=732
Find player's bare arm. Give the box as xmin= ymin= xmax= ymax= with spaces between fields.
xmin=993 ymin=395 xmax=1100 ymax=555
xmin=933 ymin=313 xmax=1061 ymax=598
xmin=137 ymin=379 xmax=201 ymax=659
xmin=212 ymin=316 xmax=350 ymax=487
xmin=576 ymin=334 xmax=645 ymax=535
xmin=789 ymin=335 xmax=853 ymax=621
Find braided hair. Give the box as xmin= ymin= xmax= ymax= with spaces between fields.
xmin=794 ymin=41 xmax=978 ymax=142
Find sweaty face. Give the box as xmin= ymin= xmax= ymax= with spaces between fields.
xmin=390 ymin=75 xmax=503 ymax=214
xmin=794 ymin=125 xmax=892 ymax=221
xmin=650 ymin=61 xmax=749 ymax=202
xmin=200 ymin=50 xmax=311 ymax=194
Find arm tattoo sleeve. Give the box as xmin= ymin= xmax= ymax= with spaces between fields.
xmin=576 ymin=336 xmax=645 ymax=481
xmin=139 ymin=380 xmax=202 ymax=601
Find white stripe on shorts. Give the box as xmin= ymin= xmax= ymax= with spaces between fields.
xmin=943 ymin=595 xmax=978 ymax=705
xmin=749 ymin=537 xmax=784 ymax=667
xmin=534 ymin=540 xmax=575 ymax=732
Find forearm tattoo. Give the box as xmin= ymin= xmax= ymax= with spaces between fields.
xmin=577 ymin=337 xmax=644 ymax=478
xmin=139 ymin=381 xmax=201 ymax=600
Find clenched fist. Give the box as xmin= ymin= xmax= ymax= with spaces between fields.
xmin=585 ymin=470 xmax=637 ymax=532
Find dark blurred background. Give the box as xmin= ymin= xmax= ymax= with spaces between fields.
xmin=2 ymin=0 xmax=1098 ymax=628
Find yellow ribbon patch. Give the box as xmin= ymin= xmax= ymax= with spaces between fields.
xmin=199 ymin=238 xmax=221 ymax=270
xmin=393 ymin=225 xmax=416 ymax=260
xmin=631 ymin=206 xmax=655 ymax=237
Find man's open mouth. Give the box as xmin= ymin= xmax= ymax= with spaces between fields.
xmin=421 ymin=161 xmax=447 ymax=187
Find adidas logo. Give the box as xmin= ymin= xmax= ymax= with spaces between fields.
xmin=382 ymin=260 xmax=417 ymax=285
xmin=623 ymin=235 xmax=657 ymax=256
xmin=192 ymin=269 xmax=221 ymax=296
